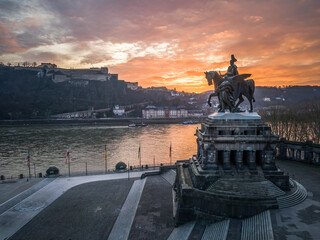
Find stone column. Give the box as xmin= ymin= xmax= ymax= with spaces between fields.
xmin=315 ymin=153 xmax=320 ymax=164
xmin=248 ymin=150 xmax=256 ymax=170
xmin=236 ymin=151 xmax=243 ymax=170
xmin=223 ymin=150 xmax=231 ymax=170
xmin=296 ymin=150 xmax=301 ymax=161
xmin=304 ymin=141 xmax=313 ymax=163
xmin=279 ymin=145 xmax=286 ymax=160
xmin=289 ymin=149 xmax=294 ymax=159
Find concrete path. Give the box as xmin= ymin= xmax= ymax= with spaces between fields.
xmin=108 ymin=178 xmax=146 ymax=240
xmin=167 ymin=221 xmax=196 ymax=240
xmin=0 ymin=171 xmax=148 ymax=240
xmin=0 ymin=179 xmax=42 ymax=205
xmin=272 ymin=197 xmax=320 ymax=240
xmin=0 ymin=178 xmax=54 ymax=215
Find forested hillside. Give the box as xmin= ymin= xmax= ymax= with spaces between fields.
xmin=0 ymin=67 xmax=169 ymax=119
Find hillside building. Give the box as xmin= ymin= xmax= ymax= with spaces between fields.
xmin=142 ymin=106 xmax=188 ymax=119
xmin=113 ymin=105 xmax=125 ymax=116
xmin=126 ymin=82 xmax=139 ymax=90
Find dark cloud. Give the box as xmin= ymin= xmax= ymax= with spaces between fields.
xmin=80 ymin=52 xmax=113 ymax=64
xmin=0 ymin=24 xmax=22 ymax=54
xmin=0 ymin=0 xmax=320 ymax=91
xmin=0 ymin=0 xmax=21 ymax=14
xmin=21 ymin=51 xmax=71 ymax=63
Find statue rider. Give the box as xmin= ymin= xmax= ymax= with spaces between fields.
xmin=224 ymin=54 xmax=239 ymax=80
xmin=215 ymin=54 xmax=239 ymax=112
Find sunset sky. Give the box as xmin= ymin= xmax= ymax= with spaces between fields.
xmin=0 ymin=0 xmax=320 ymax=92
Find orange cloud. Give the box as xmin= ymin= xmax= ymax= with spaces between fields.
xmin=0 ymin=0 xmax=319 ymax=92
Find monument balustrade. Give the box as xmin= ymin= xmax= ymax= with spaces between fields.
xmin=276 ymin=138 xmax=320 ymax=165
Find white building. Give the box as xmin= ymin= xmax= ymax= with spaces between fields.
xmin=126 ymin=82 xmax=139 ymax=90
xmin=142 ymin=106 xmax=188 ymax=119
xmin=113 ymin=105 xmax=125 ymax=116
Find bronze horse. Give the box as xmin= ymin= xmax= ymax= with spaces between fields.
xmin=204 ymin=71 xmax=256 ymax=112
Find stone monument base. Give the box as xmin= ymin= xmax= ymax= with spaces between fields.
xmin=173 ymin=112 xmax=291 ymax=225
xmin=173 ymin=159 xmax=289 ymax=225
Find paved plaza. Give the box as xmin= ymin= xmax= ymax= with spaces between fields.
xmin=0 ymin=161 xmax=319 ymax=240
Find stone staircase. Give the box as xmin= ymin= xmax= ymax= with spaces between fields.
xmin=277 ymin=180 xmax=307 ymax=209
xmin=201 ymin=219 xmax=230 ymax=240
xmin=241 ymin=210 xmax=274 ymax=240
xmin=206 ymin=177 xmax=285 ymax=199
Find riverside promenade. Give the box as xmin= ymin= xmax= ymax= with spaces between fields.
xmin=1 ymin=160 xmax=319 ymax=240
xmin=0 ymin=170 xmax=157 ymax=240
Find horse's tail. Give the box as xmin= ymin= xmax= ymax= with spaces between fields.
xmin=248 ymin=79 xmax=255 ymax=102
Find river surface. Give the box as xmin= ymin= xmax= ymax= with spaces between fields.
xmin=0 ymin=124 xmax=199 ymax=177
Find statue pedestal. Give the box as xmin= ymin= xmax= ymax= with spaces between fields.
xmin=208 ymin=112 xmax=261 ymax=120
xmin=173 ymin=112 xmax=290 ymax=225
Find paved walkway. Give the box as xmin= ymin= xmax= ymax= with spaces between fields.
xmin=0 ymin=178 xmax=42 ymax=204
xmin=108 ymin=178 xmax=146 ymax=240
xmin=0 ymin=178 xmax=54 ymax=215
xmin=0 ymin=171 xmax=151 ymax=240
xmin=167 ymin=221 xmax=196 ymax=240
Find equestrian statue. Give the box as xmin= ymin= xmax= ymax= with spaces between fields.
xmin=204 ymin=55 xmax=255 ymax=112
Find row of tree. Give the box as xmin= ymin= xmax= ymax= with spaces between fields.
xmin=260 ymin=98 xmax=320 ymax=144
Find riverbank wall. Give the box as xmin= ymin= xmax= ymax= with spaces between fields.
xmin=0 ymin=117 xmax=206 ymax=126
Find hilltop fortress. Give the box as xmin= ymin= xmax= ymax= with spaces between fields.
xmin=14 ymin=63 xmax=139 ymax=90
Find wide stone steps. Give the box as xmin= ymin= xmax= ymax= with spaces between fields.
xmin=277 ymin=181 xmax=307 ymax=209
xmin=201 ymin=219 xmax=230 ymax=240
xmin=241 ymin=210 xmax=274 ymax=240
xmin=207 ymin=178 xmax=285 ymax=199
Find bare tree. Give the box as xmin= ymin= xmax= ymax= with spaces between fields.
xmin=7 ymin=62 xmax=11 ymax=67
xmin=32 ymin=62 xmax=37 ymax=67
xmin=260 ymin=98 xmax=320 ymax=144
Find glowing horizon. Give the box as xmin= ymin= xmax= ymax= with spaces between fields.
xmin=0 ymin=0 xmax=319 ymax=92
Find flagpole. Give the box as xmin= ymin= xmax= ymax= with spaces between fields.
xmin=128 ymin=161 xmax=130 ymax=180
xmin=139 ymin=143 xmax=141 ymax=169
xmin=85 ymin=160 xmax=87 ymax=176
xmin=170 ymin=143 xmax=172 ymax=165
xmin=153 ymin=155 xmax=155 ymax=170
xmin=68 ymin=157 xmax=70 ymax=177
xmin=68 ymin=147 xmax=70 ymax=177
xmin=104 ymin=144 xmax=107 ymax=174
xmin=28 ymin=151 xmax=31 ymax=179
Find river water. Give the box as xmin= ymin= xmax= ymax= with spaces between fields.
xmin=0 ymin=124 xmax=199 ymax=177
